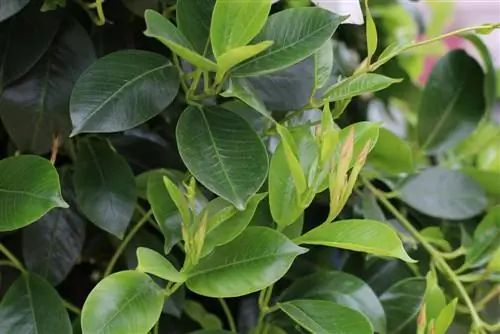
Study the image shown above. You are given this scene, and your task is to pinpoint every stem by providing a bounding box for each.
[153,321,160,334]
[103,210,153,277]
[0,244,25,272]
[219,298,237,332]
[164,282,183,297]
[63,300,81,315]
[475,285,500,311]
[0,260,19,270]
[173,55,189,94]
[363,179,484,331]
[255,285,275,334]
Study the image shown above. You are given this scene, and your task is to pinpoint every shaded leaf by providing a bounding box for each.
[177,0,216,54]
[185,300,222,330]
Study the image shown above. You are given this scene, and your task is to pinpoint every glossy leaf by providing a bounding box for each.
[324,74,402,102]
[136,247,186,282]
[233,7,346,76]
[0,155,67,231]
[367,128,413,174]
[177,0,216,54]
[144,10,218,71]
[70,50,179,135]
[417,50,486,152]
[74,139,137,238]
[278,300,372,334]
[435,299,457,334]
[0,0,29,22]
[210,0,272,58]
[186,227,307,297]
[81,271,164,334]
[176,106,268,210]
[0,273,71,333]
[364,0,377,63]
[295,219,415,262]
[279,271,387,333]
[399,167,487,220]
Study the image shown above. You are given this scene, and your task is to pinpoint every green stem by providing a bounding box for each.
[63,300,81,315]
[219,298,237,332]
[173,55,189,94]
[164,282,183,297]
[255,285,275,334]
[363,179,484,331]
[103,210,153,277]
[153,321,160,334]
[440,247,466,260]
[0,244,25,272]
[475,284,500,311]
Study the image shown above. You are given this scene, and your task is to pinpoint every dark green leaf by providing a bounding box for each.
[0,155,67,231]
[184,300,222,330]
[399,167,487,220]
[366,128,414,174]
[0,18,96,153]
[121,0,170,17]
[0,0,29,22]
[74,139,137,238]
[417,50,485,153]
[136,247,186,282]
[176,106,268,210]
[70,50,179,135]
[0,273,71,333]
[278,300,372,334]
[186,227,307,297]
[81,271,164,334]
[233,7,346,76]
[177,0,216,54]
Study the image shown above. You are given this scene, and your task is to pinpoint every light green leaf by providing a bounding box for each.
[185,300,222,330]
[399,167,487,220]
[461,168,500,198]
[278,300,372,334]
[282,215,304,240]
[186,227,307,297]
[424,271,446,322]
[487,247,500,273]
[136,247,186,282]
[0,273,71,334]
[420,227,451,252]
[234,7,346,76]
[366,128,413,174]
[295,219,415,262]
[177,0,216,54]
[81,271,164,334]
[434,298,457,334]
[335,121,380,168]
[176,106,268,210]
[324,74,402,102]
[70,50,178,135]
[314,40,333,89]
[144,10,218,71]
[465,206,500,267]
[163,175,191,227]
[276,125,307,196]
[364,0,377,63]
[0,155,67,231]
[210,0,272,58]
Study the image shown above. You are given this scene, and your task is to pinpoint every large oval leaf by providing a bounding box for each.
[81,270,164,334]
[186,227,307,297]
[70,50,179,135]
[295,219,414,262]
[176,106,268,210]
[176,0,215,55]
[74,139,137,238]
[417,50,485,153]
[278,300,372,334]
[0,18,96,154]
[399,167,487,220]
[279,271,386,334]
[0,155,67,231]
[233,7,345,76]
[0,273,72,333]
[0,0,29,22]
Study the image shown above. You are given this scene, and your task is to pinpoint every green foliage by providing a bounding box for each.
[0,1,499,333]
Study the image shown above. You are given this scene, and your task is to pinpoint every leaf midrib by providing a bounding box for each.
[281,304,326,334]
[0,188,53,202]
[24,276,40,334]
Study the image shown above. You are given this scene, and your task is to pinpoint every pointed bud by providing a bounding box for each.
[417,303,427,328]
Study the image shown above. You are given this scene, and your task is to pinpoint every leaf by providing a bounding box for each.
[278,300,372,334]
[423,271,446,322]
[74,139,137,238]
[233,7,346,76]
[367,128,414,175]
[399,167,487,220]
[314,40,333,90]
[177,0,216,54]
[70,50,179,135]
[465,206,500,267]
[186,227,307,297]
[364,0,377,63]
[461,168,500,198]
[0,155,67,231]
[0,273,71,333]
[210,0,272,58]
[176,106,268,210]
[144,10,218,71]
[184,300,222,330]
[417,50,486,153]
[81,271,164,334]
[324,74,402,102]
[434,299,457,334]
[0,5,61,87]
[295,219,415,262]
[487,247,500,273]
[0,0,29,22]
[202,193,266,256]
[136,247,186,282]
[276,125,307,196]
[279,271,387,334]
[380,278,426,334]
[0,18,96,153]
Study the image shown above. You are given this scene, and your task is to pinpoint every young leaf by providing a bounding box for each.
[0,273,72,334]
[366,128,414,175]
[324,73,402,102]
[487,247,500,273]
[233,8,346,76]
[70,50,179,135]
[163,175,191,228]
[434,299,458,334]
[177,0,216,54]
[423,271,446,322]
[465,206,500,267]
[276,125,308,196]
[295,219,415,262]
[0,155,67,231]
[136,247,186,282]
[74,139,137,239]
[210,0,272,58]
[364,0,377,64]
[278,300,372,334]
[81,271,164,334]
[176,106,269,210]
[144,10,218,71]
[186,227,307,297]
[399,167,487,220]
